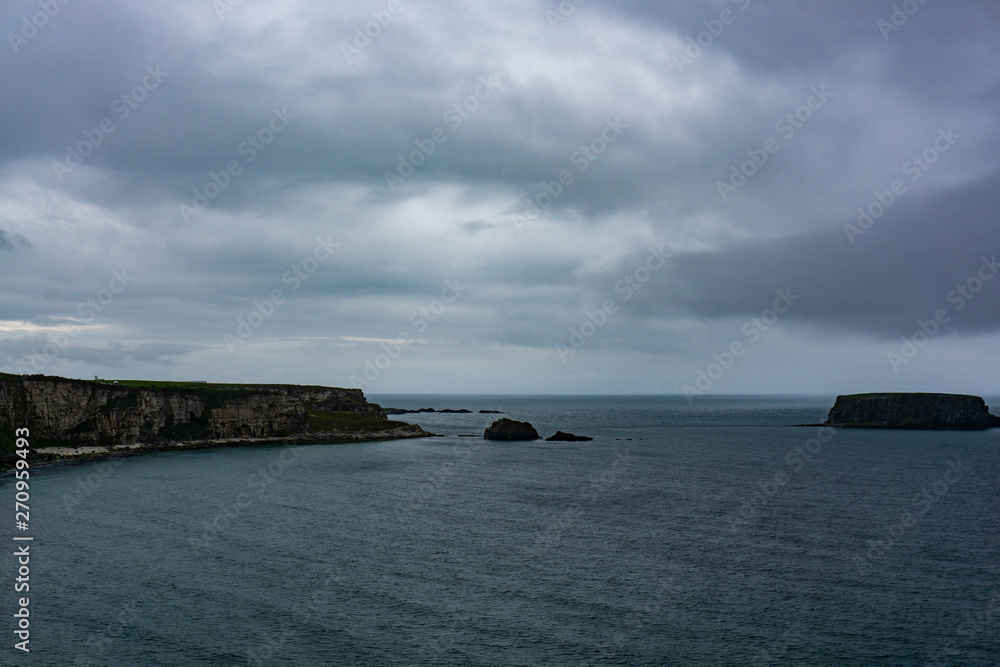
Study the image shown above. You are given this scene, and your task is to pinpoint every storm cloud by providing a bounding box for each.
[1,0,998,395]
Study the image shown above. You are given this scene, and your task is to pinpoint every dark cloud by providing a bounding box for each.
[0,334,196,371]
[0,229,31,250]
[0,0,998,392]
[647,175,1000,336]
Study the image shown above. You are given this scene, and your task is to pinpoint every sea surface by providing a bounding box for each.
[3,395,999,665]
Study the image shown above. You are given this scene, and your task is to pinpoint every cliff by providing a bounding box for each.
[0,373,430,465]
[824,393,1000,430]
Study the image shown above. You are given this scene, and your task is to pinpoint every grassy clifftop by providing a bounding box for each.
[0,373,427,465]
[825,392,1000,430]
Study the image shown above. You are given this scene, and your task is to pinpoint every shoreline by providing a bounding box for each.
[5,424,435,472]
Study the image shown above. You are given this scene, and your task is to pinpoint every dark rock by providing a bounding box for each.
[479,410,504,414]
[546,431,593,442]
[484,418,539,441]
[385,407,472,414]
[824,393,1000,430]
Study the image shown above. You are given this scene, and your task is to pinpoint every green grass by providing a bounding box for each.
[112,379,251,390]
[840,393,903,398]
[841,392,971,399]
[306,409,402,433]
[111,379,354,391]
[0,375,378,460]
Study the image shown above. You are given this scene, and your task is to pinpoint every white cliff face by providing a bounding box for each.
[0,374,386,447]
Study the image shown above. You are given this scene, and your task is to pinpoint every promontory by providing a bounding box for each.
[0,373,432,468]
[824,393,1000,430]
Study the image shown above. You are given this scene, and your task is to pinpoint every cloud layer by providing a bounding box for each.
[1,0,998,395]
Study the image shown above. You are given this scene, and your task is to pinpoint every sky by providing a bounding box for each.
[1,0,998,396]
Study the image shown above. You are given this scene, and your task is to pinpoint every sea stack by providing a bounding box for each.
[824,393,1000,430]
[484,418,539,441]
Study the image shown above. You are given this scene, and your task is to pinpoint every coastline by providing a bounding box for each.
[6,423,435,472]
[0,373,437,472]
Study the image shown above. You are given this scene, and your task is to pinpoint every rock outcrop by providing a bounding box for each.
[824,393,1000,430]
[383,407,476,414]
[545,431,593,442]
[484,418,539,441]
[0,373,431,465]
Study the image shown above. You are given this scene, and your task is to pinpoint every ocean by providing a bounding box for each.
[4,395,999,665]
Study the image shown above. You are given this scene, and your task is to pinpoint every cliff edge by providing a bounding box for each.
[824,393,1000,430]
[0,373,431,466]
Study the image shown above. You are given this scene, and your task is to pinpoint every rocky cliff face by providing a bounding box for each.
[824,393,1000,430]
[484,418,539,441]
[0,373,392,453]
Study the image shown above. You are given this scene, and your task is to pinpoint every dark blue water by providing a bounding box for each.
[3,396,999,665]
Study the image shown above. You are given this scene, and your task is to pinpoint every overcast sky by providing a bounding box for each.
[1,0,998,396]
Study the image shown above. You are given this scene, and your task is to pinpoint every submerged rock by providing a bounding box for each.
[484,418,539,441]
[824,393,1000,430]
[545,431,593,442]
